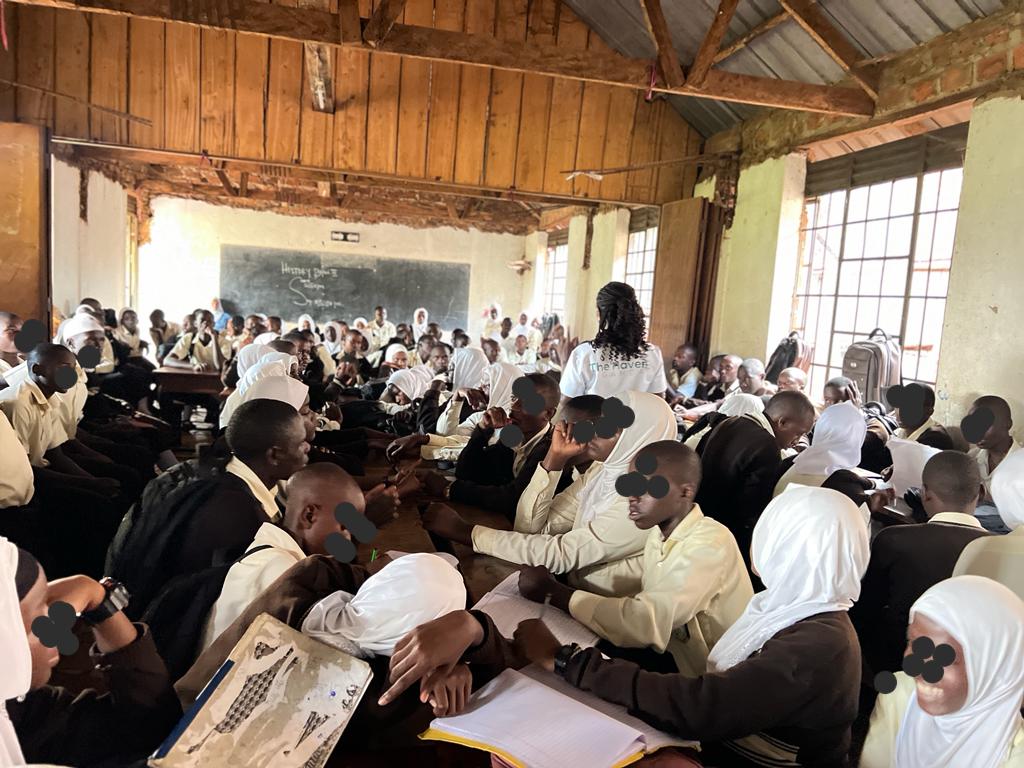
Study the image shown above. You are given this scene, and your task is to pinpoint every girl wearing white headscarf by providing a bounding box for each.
[322,321,346,357]
[302,553,466,659]
[2,539,182,767]
[385,368,429,405]
[861,575,1024,768]
[683,393,765,450]
[542,486,868,767]
[296,313,320,338]
[439,359,520,437]
[219,351,299,429]
[469,391,676,597]
[774,401,867,496]
[380,343,409,373]
[234,343,269,379]
[412,308,430,342]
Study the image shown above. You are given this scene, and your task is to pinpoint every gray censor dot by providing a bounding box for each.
[77,345,102,369]
[31,600,79,656]
[55,365,78,390]
[14,319,46,353]
[327,502,378,563]
[512,378,545,416]
[960,407,994,443]
[571,420,596,444]
[615,472,647,497]
[500,424,525,448]
[873,671,898,694]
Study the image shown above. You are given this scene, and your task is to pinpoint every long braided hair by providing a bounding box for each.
[591,281,649,361]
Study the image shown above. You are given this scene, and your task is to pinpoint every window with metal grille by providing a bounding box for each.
[795,167,963,398]
[543,242,569,316]
[625,226,658,318]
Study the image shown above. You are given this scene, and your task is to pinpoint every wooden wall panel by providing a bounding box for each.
[165,24,200,152]
[234,33,269,159]
[54,11,90,138]
[452,0,494,186]
[541,4,587,196]
[595,88,637,201]
[16,7,55,128]
[395,0,432,179]
[483,0,526,190]
[0,7,17,122]
[513,0,555,192]
[127,19,164,148]
[12,3,703,206]
[425,0,465,183]
[649,198,706,357]
[201,28,237,156]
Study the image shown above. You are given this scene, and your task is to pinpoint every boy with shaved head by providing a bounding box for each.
[965,394,1018,504]
[518,441,752,676]
[201,463,360,649]
[850,450,991,675]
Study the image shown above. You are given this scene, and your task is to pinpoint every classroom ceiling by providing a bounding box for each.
[563,0,1004,137]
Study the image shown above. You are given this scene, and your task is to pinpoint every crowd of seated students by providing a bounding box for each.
[2,283,1022,768]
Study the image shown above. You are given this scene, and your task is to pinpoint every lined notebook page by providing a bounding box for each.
[472,572,600,647]
[427,668,645,768]
[519,665,697,754]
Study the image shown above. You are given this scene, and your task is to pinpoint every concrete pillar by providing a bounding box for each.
[934,94,1024,424]
[563,208,630,340]
[703,153,807,360]
[522,229,548,317]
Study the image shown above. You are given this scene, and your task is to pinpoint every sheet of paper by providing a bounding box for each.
[888,437,942,496]
[519,665,697,754]
[427,668,644,768]
[472,571,600,647]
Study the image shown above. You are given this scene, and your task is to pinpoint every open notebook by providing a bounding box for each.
[471,571,600,647]
[421,666,696,768]
[150,614,372,768]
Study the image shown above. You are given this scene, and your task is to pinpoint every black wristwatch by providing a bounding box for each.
[81,577,131,626]
[554,643,581,678]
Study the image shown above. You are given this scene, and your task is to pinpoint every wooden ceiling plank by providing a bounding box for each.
[687,0,740,88]
[297,0,335,113]
[11,0,873,116]
[779,0,878,99]
[337,0,363,44]
[638,0,683,89]
[713,9,788,64]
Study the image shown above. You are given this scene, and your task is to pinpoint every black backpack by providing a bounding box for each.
[141,544,272,680]
[106,459,228,620]
[765,331,814,384]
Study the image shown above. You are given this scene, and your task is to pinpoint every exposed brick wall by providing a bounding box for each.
[708,6,1024,166]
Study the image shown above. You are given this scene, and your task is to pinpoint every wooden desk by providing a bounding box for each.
[153,367,224,396]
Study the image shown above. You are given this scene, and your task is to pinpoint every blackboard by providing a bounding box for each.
[218,245,470,329]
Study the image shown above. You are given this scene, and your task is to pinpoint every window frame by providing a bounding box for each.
[543,241,569,316]
[624,225,658,318]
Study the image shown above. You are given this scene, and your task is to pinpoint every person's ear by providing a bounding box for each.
[301,503,318,529]
[679,482,696,502]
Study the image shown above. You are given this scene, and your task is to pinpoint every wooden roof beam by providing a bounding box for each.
[363,0,407,48]
[779,0,878,99]
[688,0,740,87]
[298,0,335,112]
[713,10,790,64]
[638,0,684,89]
[11,0,875,116]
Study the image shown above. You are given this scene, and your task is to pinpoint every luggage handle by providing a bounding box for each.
[867,328,891,341]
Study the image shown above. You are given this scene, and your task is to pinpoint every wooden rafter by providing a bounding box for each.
[337,0,362,44]
[779,0,878,99]
[363,0,408,48]
[214,169,238,196]
[297,0,335,113]
[9,0,875,116]
[713,10,789,64]
[638,0,683,89]
[688,0,740,88]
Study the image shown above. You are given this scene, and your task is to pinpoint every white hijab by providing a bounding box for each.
[412,308,429,341]
[992,449,1024,530]
[720,393,765,418]
[793,402,866,477]
[323,322,345,357]
[220,352,299,428]
[383,343,409,368]
[387,369,428,401]
[707,486,869,672]
[511,315,531,340]
[1,538,31,767]
[235,343,269,377]
[242,376,309,414]
[577,392,677,525]
[895,576,1024,768]
[296,314,319,335]
[486,362,521,411]
[451,348,489,392]
[301,554,466,659]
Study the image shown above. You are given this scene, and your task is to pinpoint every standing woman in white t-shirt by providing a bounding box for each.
[559,281,668,402]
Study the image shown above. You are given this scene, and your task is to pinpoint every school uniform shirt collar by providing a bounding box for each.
[512,422,552,476]
[897,417,937,442]
[657,504,706,554]
[226,456,281,522]
[22,379,54,410]
[250,521,305,558]
[929,511,983,529]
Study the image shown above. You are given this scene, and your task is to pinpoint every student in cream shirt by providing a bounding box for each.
[422,392,677,598]
[558,282,668,401]
[517,441,753,677]
[0,411,34,509]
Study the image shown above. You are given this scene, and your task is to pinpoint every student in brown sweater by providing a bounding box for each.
[380,486,869,768]
[3,540,180,767]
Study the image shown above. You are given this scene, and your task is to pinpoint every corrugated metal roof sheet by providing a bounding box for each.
[563,0,1003,137]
